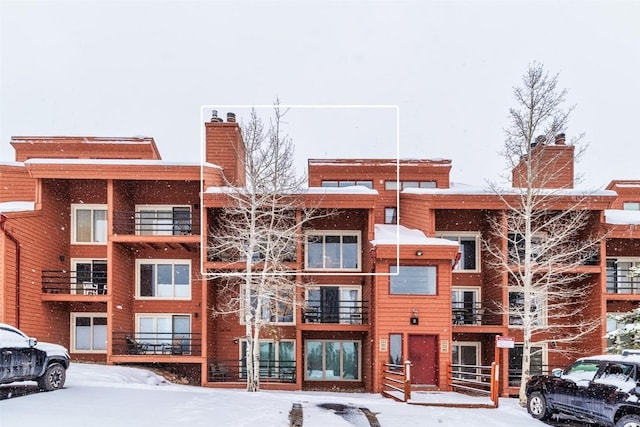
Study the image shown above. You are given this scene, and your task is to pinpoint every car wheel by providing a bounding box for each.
[527,391,552,421]
[616,415,640,427]
[36,363,66,391]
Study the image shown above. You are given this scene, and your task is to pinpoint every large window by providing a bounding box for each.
[607,258,640,294]
[321,180,373,189]
[452,342,480,379]
[137,314,191,352]
[305,340,360,381]
[452,287,481,325]
[389,265,437,295]
[72,204,107,244]
[438,233,479,272]
[305,231,360,271]
[136,205,192,235]
[507,233,546,264]
[244,287,294,324]
[623,202,640,211]
[305,286,362,324]
[385,180,436,190]
[72,259,107,295]
[240,340,295,379]
[508,344,544,386]
[137,260,191,299]
[71,313,107,353]
[508,288,545,326]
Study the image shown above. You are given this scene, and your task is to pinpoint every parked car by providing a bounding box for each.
[0,323,70,391]
[526,351,640,427]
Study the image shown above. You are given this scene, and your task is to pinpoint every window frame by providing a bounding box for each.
[607,257,640,294]
[305,285,362,324]
[71,204,107,244]
[71,258,107,295]
[508,287,547,326]
[389,265,437,295]
[135,204,192,236]
[508,343,546,386]
[304,230,361,271]
[507,232,547,264]
[135,313,192,350]
[135,259,192,300]
[623,202,640,211]
[321,180,373,189]
[436,232,480,272]
[239,339,296,379]
[452,286,481,325]
[304,339,361,381]
[70,312,108,353]
[240,285,295,325]
[384,207,398,224]
[384,180,436,190]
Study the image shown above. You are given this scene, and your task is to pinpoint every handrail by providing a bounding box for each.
[381,361,411,401]
[450,362,499,407]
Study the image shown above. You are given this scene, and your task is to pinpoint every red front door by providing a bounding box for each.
[408,334,438,385]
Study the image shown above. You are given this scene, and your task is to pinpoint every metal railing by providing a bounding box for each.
[450,363,499,407]
[302,300,368,324]
[208,359,296,383]
[451,301,501,326]
[112,332,202,356]
[42,270,107,294]
[112,211,200,235]
[607,267,640,294]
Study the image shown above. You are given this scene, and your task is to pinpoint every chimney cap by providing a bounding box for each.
[210,110,223,123]
[226,112,236,123]
[555,133,566,145]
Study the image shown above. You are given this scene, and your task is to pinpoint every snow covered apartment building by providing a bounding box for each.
[1,113,640,396]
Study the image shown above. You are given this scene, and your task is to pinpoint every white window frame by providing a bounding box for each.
[508,232,547,264]
[70,312,107,353]
[135,259,191,300]
[384,207,398,224]
[452,286,481,325]
[305,285,362,324]
[436,232,481,272]
[135,313,191,349]
[240,285,295,325]
[71,258,107,295]
[607,257,640,294]
[452,341,481,379]
[304,230,361,271]
[389,265,437,295]
[304,339,361,381]
[135,204,192,236]
[508,343,547,386]
[239,339,296,379]
[384,180,436,190]
[508,287,547,327]
[623,202,640,211]
[71,204,107,244]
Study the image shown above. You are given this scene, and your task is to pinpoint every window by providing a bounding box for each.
[508,344,544,386]
[245,287,294,324]
[452,342,480,379]
[452,287,481,325]
[72,204,107,244]
[72,259,107,295]
[607,258,640,294]
[389,265,437,295]
[136,205,192,235]
[507,233,546,264]
[137,260,191,299]
[71,313,107,353]
[240,340,295,379]
[305,286,362,324]
[438,233,479,271]
[508,288,546,326]
[384,180,436,190]
[305,231,360,271]
[389,334,402,366]
[305,340,360,381]
[321,180,373,189]
[623,202,640,211]
[384,207,398,224]
[137,314,191,351]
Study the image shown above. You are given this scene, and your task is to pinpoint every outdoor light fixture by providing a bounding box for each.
[410,308,419,325]
[415,250,423,256]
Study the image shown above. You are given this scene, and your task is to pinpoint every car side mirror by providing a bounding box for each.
[28,337,38,347]
[552,368,563,377]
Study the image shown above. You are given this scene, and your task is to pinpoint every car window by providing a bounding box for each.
[562,361,601,382]
[594,363,636,392]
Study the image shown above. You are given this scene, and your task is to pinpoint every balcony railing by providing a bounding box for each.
[451,301,501,326]
[208,359,296,383]
[42,270,107,294]
[607,267,640,294]
[302,300,368,324]
[112,211,200,236]
[112,332,202,356]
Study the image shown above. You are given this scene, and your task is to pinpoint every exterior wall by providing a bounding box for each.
[0,166,36,202]
[512,143,575,189]
[204,122,246,186]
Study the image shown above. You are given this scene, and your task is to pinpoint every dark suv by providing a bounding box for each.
[0,323,70,391]
[526,351,640,427]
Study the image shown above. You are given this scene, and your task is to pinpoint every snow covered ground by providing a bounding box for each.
[0,363,552,426]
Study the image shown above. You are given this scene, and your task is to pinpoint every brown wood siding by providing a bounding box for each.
[399,197,434,235]
[0,166,36,202]
[512,144,575,189]
[205,122,246,186]
[11,136,161,161]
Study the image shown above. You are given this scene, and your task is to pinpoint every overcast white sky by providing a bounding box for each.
[1,0,639,189]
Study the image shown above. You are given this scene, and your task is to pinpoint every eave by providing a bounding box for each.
[24,162,203,180]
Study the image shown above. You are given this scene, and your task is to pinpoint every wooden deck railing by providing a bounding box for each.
[381,361,411,402]
[450,362,499,407]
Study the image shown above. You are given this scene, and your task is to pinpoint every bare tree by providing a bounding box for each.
[208,103,323,392]
[484,63,603,405]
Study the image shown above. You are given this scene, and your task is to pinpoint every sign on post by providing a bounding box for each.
[496,336,515,348]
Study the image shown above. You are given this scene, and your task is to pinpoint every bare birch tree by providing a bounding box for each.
[208,103,322,392]
[484,63,603,405]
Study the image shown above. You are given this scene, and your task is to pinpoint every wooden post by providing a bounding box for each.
[404,360,412,402]
[490,362,500,407]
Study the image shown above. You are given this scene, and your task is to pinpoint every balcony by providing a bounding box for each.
[112,211,200,236]
[451,302,501,326]
[112,332,202,356]
[208,359,296,384]
[607,263,640,294]
[302,300,368,325]
[42,270,107,295]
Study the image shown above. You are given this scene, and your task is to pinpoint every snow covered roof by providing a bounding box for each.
[605,209,640,225]
[204,185,378,195]
[25,158,208,167]
[371,224,459,246]
[0,201,36,214]
[404,182,617,196]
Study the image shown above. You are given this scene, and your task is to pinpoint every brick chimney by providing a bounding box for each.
[205,111,246,186]
[512,134,574,189]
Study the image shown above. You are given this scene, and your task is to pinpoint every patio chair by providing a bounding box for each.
[125,336,149,355]
[83,282,98,295]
